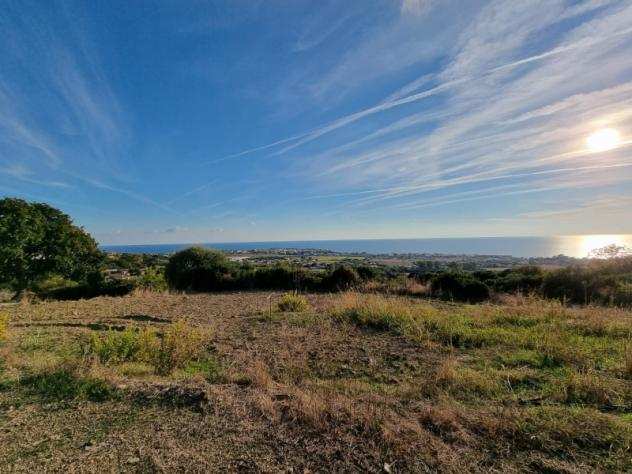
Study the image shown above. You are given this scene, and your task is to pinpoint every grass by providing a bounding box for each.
[1,291,631,471]
[277,292,310,312]
[84,320,210,375]
[0,312,8,343]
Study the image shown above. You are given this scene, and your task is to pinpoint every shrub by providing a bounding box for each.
[40,277,135,300]
[613,283,632,307]
[541,267,591,304]
[277,292,309,312]
[356,265,381,281]
[165,247,233,291]
[492,266,544,294]
[326,266,360,291]
[137,267,168,292]
[253,264,298,290]
[430,272,490,303]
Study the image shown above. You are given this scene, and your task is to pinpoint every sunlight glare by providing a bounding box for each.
[579,234,625,257]
[586,128,621,152]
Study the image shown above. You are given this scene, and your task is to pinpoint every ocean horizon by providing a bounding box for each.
[101,235,632,259]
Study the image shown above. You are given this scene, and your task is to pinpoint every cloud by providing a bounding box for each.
[400,0,435,17]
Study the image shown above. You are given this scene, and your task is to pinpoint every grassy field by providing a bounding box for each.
[1,291,631,472]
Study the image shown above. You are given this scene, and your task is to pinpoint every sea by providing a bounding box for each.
[101,235,632,259]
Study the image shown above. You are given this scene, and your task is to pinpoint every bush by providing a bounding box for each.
[137,267,168,292]
[430,272,490,303]
[541,267,592,305]
[326,266,360,291]
[613,283,632,307]
[42,280,135,300]
[277,292,309,312]
[165,247,233,291]
[253,264,298,290]
[356,265,381,281]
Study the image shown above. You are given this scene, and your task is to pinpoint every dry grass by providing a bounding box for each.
[0,311,8,342]
[277,292,310,312]
[1,291,631,472]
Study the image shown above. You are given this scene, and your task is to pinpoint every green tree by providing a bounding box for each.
[0,198,104,295]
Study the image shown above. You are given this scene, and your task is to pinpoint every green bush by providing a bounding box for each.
[430,272,490,303]
[613,283,632,307]
[42,280,135,300]
[277,292,309,312]
[137,267,168,291]
[165,247,233,291]
[326,266,360,291]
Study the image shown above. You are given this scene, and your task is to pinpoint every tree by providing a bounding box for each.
[164,247,233,291]
[0,198,103,295]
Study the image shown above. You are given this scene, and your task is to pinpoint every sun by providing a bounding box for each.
[586,128,621,152]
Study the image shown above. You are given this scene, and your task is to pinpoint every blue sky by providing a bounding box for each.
[1,0,632,245]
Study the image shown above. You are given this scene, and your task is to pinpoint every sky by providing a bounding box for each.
[1,0,632,245]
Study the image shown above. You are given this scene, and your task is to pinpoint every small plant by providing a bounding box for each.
[154,320,209,375]
[137,267,168,292]
[0,312,8,343]
[20,366,115,401]
[624,342,632,380]
[88,327,148,364]
[277,292,310,312]
[181,357,224,382]
[85,322,209,375]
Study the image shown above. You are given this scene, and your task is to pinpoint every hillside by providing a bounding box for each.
[1,291,631,472]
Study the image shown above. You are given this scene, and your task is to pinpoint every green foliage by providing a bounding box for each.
[277,292,310,312]
[85,321,209,375]
[88,328,155,364]
[165,247,233,291]
[137,267,168,291]
[181,357,224,382]
[41,280,136,301]
[0,198,104,293]
[326,265,360,291]
[154,320,208,375]
[20,368,115,401]
[430,271,490,303]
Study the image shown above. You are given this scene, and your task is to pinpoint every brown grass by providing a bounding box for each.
[1,291,631,472]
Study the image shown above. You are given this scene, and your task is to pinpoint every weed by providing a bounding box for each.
[88,328,144,364]
[84,321,209,375]
[277,292,310,312]
[20,367,115,401]
[180,357,224,382]
[154,320,208,375]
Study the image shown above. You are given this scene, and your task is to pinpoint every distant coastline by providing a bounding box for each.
[101,235,632,259]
